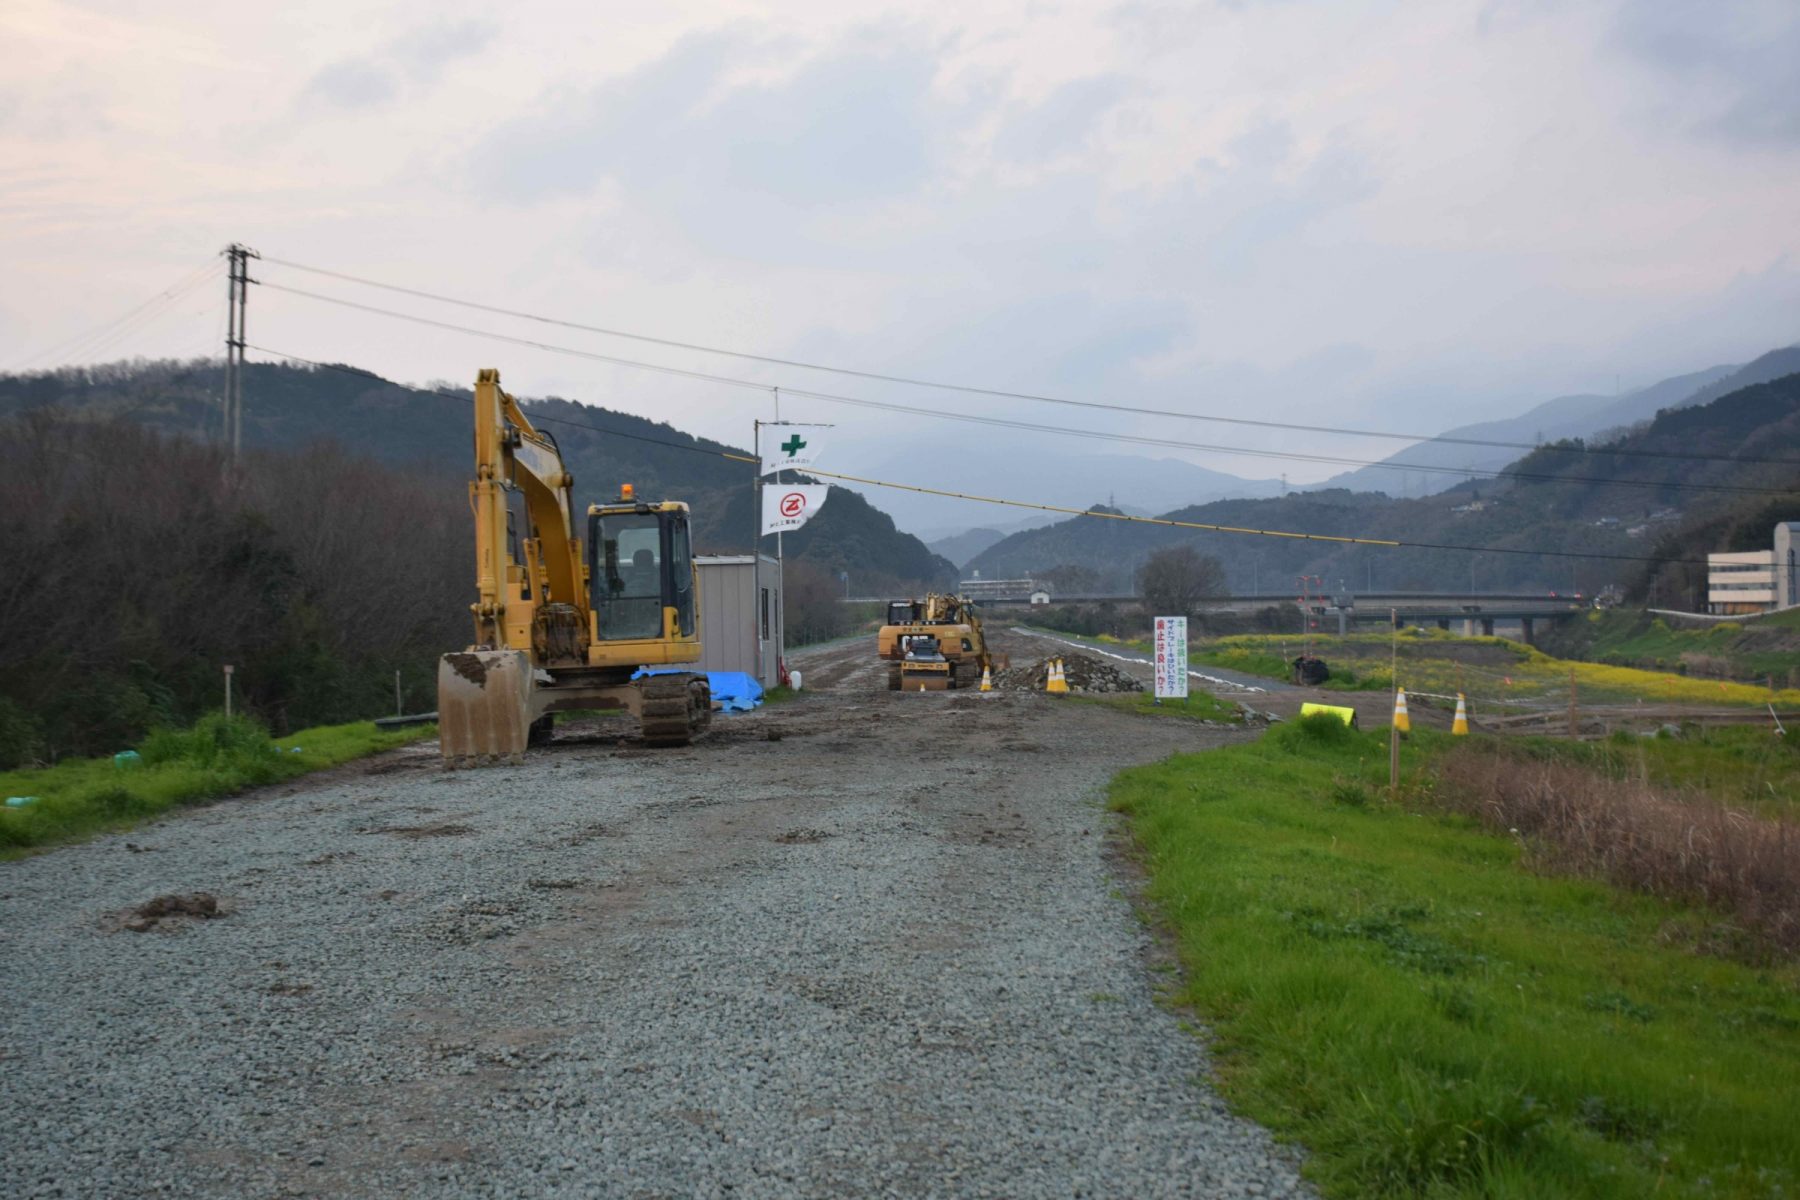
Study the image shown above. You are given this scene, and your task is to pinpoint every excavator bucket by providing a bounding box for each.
[437,649,535,765]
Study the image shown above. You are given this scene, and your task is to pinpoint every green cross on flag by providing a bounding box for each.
[760,423,828,477]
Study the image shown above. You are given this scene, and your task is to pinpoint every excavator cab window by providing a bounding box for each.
[591,512,664,640]
[588,509,695,641]
[667,515,695,637]
[887,601,919,626]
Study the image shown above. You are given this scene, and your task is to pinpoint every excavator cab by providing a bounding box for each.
[588,500,696,643]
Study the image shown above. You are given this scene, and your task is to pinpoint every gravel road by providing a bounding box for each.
[1,630,1313,1198]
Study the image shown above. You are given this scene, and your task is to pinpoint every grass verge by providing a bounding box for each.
[0,712,434,857]
[1073,691,1243,722]
[1110,717,1800,1199]
[1193,629,1800,710]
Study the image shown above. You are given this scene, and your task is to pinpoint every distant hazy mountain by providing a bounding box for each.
[850,444,1285,533]
[928,527,1009,569]
[967,368,1800,596]
[1316,360,1748,496]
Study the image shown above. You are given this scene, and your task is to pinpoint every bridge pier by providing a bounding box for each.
[1436,618,1450,631]
[1481,618,1495,638]
[1520,617,1535,646]
[1462,618,1478,637]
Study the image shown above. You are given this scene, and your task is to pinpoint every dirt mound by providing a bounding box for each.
[997,653,1144,694]
[123,892,222,932]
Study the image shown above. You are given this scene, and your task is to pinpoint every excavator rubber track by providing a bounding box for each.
[639,672,713,747]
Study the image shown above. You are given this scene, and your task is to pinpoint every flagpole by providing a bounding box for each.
[773,389,783,678]
[753,419,763,683]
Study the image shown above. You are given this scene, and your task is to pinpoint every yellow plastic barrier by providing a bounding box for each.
[1300,702,1358,728]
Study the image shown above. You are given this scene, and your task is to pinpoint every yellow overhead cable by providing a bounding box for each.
[248,345,1708,565]
[800,468,1402,548]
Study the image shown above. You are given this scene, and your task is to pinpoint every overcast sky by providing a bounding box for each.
[3,0,1798,511]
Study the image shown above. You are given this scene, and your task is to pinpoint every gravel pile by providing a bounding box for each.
[0,652,1309,1199]
[997,652,1145,694]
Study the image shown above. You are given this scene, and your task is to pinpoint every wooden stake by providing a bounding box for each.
[1390,607,1400,800]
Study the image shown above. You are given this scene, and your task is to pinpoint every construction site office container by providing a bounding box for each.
[696,554,782,685]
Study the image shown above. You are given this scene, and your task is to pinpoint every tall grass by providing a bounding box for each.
[1433,748,1800,957]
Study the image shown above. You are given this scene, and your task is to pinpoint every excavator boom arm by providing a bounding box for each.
[469,368,587,643]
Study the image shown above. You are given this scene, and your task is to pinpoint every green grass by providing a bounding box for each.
[1192,643,1398,692]
[0,712,434,857]
[1110,717,1800,1199]
[1192,629,1800,711]
[1547,608,1800,685]
[1073,690,1244,722]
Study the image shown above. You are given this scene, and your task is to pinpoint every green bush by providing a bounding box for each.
[0,696,43,770]
[140,711,278,770]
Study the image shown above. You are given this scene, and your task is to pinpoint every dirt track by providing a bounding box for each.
[0,628,1312,1199]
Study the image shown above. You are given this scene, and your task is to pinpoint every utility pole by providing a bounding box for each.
[222,243,260,464]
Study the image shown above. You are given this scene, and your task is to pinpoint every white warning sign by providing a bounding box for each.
[1153,616,1189,700]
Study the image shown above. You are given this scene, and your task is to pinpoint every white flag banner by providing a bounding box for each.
[762,485,830,536]
[760,424,829,476]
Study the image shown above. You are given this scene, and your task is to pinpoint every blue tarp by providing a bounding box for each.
[631,668,764,713]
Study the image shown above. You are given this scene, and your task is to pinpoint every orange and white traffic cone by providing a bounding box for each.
[1047,658,1069,695]
[1393,688,1411,733]
[980,665,993,692]
[1452,693,1469,735]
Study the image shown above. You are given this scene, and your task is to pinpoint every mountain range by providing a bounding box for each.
[965,370,1800,598]
[1316,346,1800,495]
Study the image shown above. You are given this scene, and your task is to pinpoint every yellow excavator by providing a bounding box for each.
[437,369,711,764]
[876,593,1006,690]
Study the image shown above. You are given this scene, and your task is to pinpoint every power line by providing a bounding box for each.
[9,261,222,371]
[258,281,1800,499]
[801,468,1712,566]
[257,252,1800,469]
[251,342,1708,567]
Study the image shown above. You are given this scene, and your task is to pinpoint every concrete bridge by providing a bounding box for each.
[1204,592,1590,643]
[848,589,1588,643]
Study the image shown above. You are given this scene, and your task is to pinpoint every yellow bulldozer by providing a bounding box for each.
[876,593,1006,691]
[437,369,712,764]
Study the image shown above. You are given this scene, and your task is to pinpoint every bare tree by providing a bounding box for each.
[1137,545,1228,617]
[782,559,853,648]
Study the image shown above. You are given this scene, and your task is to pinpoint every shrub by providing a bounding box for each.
[140,712,279,771]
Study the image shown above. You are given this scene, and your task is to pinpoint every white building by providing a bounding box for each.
[1707,551,1776,614]
[1707,522,1800,614]
[1777,522,1800,609]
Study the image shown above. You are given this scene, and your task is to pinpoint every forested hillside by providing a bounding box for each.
[0,415,466,765]
[0,359,957,592]
[970,373,1800,597]
[0,360,956,766]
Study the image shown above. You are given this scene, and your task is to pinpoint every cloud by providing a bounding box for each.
[474,27,942,209]
[1610,0,1800,147]
[297,19,497,112]
[992,75,1129,163]
[391,20,497,83]
[300,58,396,110]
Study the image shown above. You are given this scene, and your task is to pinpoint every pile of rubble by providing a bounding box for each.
[997,653,1144,694]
